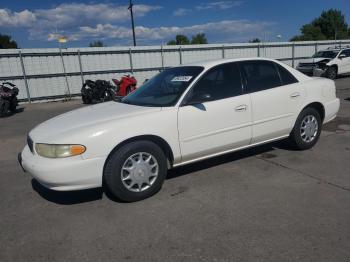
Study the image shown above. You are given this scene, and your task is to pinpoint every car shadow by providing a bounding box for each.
[167,140,285,180]
[337,74,350,79]
[31,179,103,205]
[31,140,289,204]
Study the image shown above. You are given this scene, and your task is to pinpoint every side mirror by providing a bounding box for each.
[185,92,212,105]
[339,54,346,59]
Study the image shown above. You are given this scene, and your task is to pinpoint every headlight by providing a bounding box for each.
[35,144,86,158]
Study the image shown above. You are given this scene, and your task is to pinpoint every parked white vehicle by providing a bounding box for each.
[297,46,350,79]
[20,58,340,202]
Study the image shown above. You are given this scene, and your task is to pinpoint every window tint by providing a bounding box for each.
[340,49,350,57]
[122,66,203,107]
[239,60,282,92]
[276,63,298,85]
[189,63,242,102]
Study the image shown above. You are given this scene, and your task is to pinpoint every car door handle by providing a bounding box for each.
[235,105,247,112]
[290,92,300,98]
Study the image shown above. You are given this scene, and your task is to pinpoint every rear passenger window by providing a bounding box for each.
[239,60,282,92]
[276,64,298,85]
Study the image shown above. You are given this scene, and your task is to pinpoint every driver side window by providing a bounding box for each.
[340,49,350,57]
[188,63,243,103]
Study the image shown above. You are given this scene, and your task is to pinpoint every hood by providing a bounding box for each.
[300,57,331,63]
[29,101,161,142]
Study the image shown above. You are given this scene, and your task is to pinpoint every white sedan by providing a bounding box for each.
[20,58,340,202]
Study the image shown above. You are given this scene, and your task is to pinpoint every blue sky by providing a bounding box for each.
[0,0,349,48]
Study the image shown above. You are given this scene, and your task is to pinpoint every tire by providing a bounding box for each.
[82,95,91,104]
[325,66,337,80]
[289,107,322,150]
[9,97,17,112]
[0,100,9,117]
[108,90,117,101]
[104,140,168,202]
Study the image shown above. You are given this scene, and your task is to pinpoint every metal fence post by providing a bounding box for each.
[257,44,261,57]
[129,48,134,74]
[315,42,318,53]
[179,46,183,65]
[222,45,225,59]
[260,43,265,57]
[77,49,84,85]
[161,45,165,70]
[292,43,295,68]
[59,48,71,99]
[18,50,31,103]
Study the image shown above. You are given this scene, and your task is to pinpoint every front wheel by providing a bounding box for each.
[289,107,322,150]
[125,86,133,95]
[104,140,168,202]
[82,94,91,104]
[325,66,337,80]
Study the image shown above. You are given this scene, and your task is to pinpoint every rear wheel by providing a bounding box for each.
[9,97,17,112]
[0,100,9,117]
[325,66,337,80]
[104,140,167,202]
[289,107,322,150]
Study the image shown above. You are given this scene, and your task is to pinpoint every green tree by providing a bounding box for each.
[291,9,350,41]
[191,33,208,44]
[0,34,18,49]
[167,40,177,45]
[291,24,326,41]
[89,40,105,47]
[167,34,190,45]
[249,38,261,43]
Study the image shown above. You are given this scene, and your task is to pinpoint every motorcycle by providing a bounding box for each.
[0,82,19,117]
[111,74,137,97]
[81,79,118,104]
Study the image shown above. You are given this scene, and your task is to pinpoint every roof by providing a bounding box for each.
[173,56,310,82]
[325,46,350,51]
[177,57,277,69]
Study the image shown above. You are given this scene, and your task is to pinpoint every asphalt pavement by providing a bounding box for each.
[1,77,350,262]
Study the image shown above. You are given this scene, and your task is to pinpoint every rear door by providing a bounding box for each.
[177,62,252,162]
[239,60,303,143]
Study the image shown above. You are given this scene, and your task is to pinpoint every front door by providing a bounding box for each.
[178,62,252,163]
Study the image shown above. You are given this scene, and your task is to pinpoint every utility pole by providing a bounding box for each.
[128,0,137,46]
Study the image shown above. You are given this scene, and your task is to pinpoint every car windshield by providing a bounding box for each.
[121,66,204,107]
[312,51,338,59]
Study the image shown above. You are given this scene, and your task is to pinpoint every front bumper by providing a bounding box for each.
[297,66,327,77]
[313,68,326,77]
[297,66,314,75]
[20,145,105,191]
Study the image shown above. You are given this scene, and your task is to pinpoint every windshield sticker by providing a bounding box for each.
[171,76,193,82]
